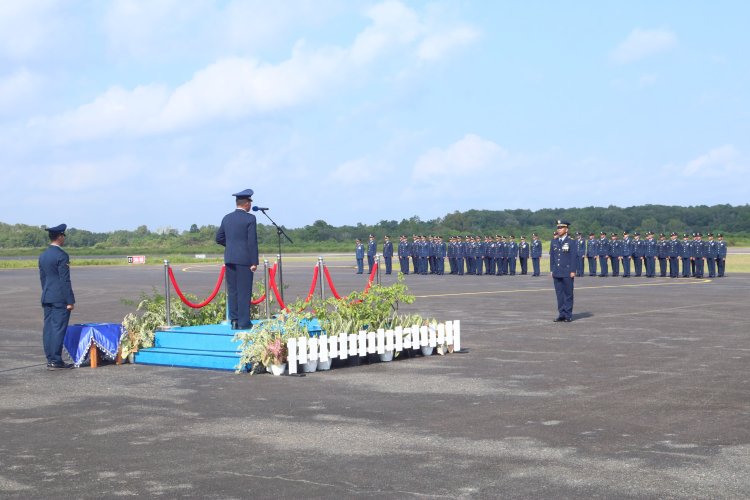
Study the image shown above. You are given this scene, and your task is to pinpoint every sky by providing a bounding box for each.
[1,0,748,233]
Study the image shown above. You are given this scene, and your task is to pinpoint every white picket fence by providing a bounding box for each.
[286,320,461,375]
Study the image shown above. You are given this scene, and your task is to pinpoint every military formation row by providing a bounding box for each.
[354,232,728,278]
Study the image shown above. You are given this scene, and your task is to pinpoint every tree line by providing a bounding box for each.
[2,204,749,251]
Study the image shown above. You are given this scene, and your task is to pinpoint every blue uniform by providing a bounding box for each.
[531,238,542,276]
[355,242,365,273]
[620,236,633,277]
[367,238,377,274]
[680,238,692,277]
[383,239,394,275]
[550,234,578,321]
[397,239,409,274]
[39,244,76,366]
[644,237,657,277]
[575,237,586,277]
[455,240,465,275]
[667,237,681,278]
[609,238,622,277]
[598,236,610,276]
[518,239,530,275]
[216,208,259,329]
[632,237,645,276]
[411,238,420,274]
[507,240,518,275]
[705,238,718,277]
[691,238,705,278]
[717,239,727,277]
[585,237,598,276]
[657,238,668,277]
[435,239,446,275]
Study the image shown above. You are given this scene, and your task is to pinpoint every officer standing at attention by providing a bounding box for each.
[609,233,621,277]
[717,234,727,277]
[355,239,365,274]
[397,235,409,275]
[507,235,518,275]
[550,221,577,322]
[586,232,598,277]
[531,233,542,276]
[39,224,75,370]
[644,231,657,277]
[575,232,586,277]
[680,233,692,278]
[620,230,633,278]
[382,235,394,275]
[668,232,681,278]
[518,236,530,275]
[367,234,377,274]
[435,236,446,275]
[691,232,705,278]
[216,189,259,330]
[657,233,668,277]
[632,232,645,277]
[598,231,610,277]
[705,233,718,278]
[455,236,465,275]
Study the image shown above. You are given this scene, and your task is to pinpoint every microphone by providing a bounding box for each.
[252,206,270,212]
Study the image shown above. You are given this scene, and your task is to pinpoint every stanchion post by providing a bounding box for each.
[376,254,381,285]
[277,254,284,304]
[264,259,270,319]
[318,257,325,302]
[163,260,172,328]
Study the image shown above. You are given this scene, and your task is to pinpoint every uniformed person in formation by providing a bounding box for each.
[367,234,377,274]
[620,230,633,278]
[382,235,394,275]
[691,232,705,278]
[550,220,577,322]
[632,232,645,277]
[586,232,598,277]
[507,235,518,275]
[705,233,718,278]
[575,232,586,277]
[354,239,364,274]
[657,233,668,277]
[397,235,410,275]
[644,231,657,277]
[598,231,610,277]
[518,236,530,275]
[609,233,621,277]
[530,233,542,276]
[216,189,259,330]
[39,224,76,370]
[680,233,692,278]
[717,234,727,277]
[668,232,680,278]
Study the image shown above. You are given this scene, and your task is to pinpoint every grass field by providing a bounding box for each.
[3,252,749,272]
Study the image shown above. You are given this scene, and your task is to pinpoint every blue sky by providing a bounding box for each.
[1,1,748,232]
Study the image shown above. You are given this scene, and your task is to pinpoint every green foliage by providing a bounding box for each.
[234,310,310,374]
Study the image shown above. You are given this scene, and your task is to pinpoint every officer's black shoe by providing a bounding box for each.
[553,317,565,322]
[231,319,239,330]
[47,362,73,370]
[563,318,572,322]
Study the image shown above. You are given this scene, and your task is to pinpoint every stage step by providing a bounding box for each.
[134,323,255,372]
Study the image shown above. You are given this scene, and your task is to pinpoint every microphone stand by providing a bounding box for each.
[256,209,293,304]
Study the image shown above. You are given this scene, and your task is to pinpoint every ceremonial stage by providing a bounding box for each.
[1,261,749,498]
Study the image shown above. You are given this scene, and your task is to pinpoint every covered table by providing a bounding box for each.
[64,323,126,368]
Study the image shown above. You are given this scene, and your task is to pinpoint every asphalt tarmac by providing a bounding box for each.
[1,259,749,499]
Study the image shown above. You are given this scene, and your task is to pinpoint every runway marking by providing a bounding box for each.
[414,278,712,298]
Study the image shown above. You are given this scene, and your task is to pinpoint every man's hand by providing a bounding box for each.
[250,265,257,272]
[66,304,74,311]
[570,272,575,278]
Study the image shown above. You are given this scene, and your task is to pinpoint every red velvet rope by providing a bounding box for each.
[322,265,343,299]
[251,292,266,305]
[268,262,287,310]
[363,262,378,294]
[168,265,225,309]
[304,265,319,303]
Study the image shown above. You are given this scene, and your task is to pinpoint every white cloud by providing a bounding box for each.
[0,0,65,60]
[30,0,479,144]
[0,69,42,114]
[610,28,677,64]
[24,158,142,192]
[417,25,480,61]
[681,145,746,177]
[412,134,507,182]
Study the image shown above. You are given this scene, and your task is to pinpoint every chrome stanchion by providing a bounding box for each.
[376,254,381,285]
[318,256,325,301]
[264,259,270,319]
[163,259,172,328]
[277,253,284,304]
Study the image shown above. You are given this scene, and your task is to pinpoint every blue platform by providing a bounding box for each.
[134,323,256,372]
[133,318,323,372]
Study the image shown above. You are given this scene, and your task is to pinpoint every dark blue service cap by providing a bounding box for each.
[556,220,570,227]
[634,232,640,236]
[46,224,67,234]
[232,188,254,199]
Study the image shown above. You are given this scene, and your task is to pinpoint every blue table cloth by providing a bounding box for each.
[64,323,126,367]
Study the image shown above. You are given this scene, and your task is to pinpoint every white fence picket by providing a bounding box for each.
[394,326,403,352]
[402,327,411,349]
[437,323,445,345]
[454,319,461,351]
[428,324,437,347]
[445,320,454,345]
[287,338,298,375]
[420,325,428,347]
[358,331,367,357]
[377,329,385,354]
[348,334,358,356]
[367,331,376,354]
[298,337,308,364]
